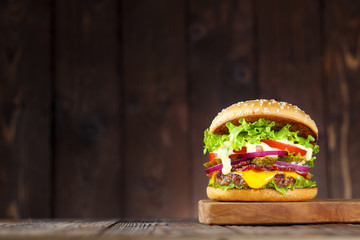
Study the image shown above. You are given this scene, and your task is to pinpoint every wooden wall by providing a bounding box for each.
[0,0,360,218]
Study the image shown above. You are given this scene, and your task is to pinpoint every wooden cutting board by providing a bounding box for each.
[198,199,360,225]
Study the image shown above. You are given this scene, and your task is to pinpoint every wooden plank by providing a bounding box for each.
[0,219,117,237]
[1,219,360,238]
[150,220,236,237]
[0,0,51,217]
[228,223,360,236]
[199,199,360,225]
[122,0,190,218]
[255,0,328,198]
[107,219,236,237]
[189,0,257,217]
[54,0,122,217]
[105,220,159,236]
[2,219,360,238]
[324,0,360,198]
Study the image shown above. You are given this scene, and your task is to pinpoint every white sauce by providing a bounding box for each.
[245,142,278,155]
[213,141,233,175]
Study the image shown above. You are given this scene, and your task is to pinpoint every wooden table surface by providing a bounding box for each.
[0,219,359,239]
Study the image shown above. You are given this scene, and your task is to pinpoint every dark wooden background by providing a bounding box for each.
[0,0,359,218]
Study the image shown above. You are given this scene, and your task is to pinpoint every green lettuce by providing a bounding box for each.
[209,175,316,194]
[306,156,316,168]
[203,118,319,155]
[267,175,316,194]
[209,182,248,191]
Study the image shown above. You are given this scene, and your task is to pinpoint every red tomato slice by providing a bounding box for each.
[260,139,307,156]
[209,153,218,162]
[233,147,247,154]
[229,147,247,159]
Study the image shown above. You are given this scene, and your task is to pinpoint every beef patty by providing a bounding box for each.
[214,173,296,188]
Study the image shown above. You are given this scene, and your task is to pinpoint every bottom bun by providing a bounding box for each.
[207,186,317,202]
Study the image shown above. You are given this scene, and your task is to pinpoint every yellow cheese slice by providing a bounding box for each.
[209,172,217,185]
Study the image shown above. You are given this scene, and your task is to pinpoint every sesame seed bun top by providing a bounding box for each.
[209,99,318,142]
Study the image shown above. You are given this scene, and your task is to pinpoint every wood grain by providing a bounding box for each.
[1,0,360,219]
[0,219,117,237]
[188,0,257,217]
[324,0,360,199]
[1,219,360,239]
[255,0,327,198]
[122,0,190,218]
[199,199,360,225]
[54,0,122,217]
[0,0,51,217]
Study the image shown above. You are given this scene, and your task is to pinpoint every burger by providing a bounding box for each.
[203,99,319,201]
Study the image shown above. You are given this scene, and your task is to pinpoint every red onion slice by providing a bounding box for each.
[237,150,287,159]
[204,150,288,174]
[204,163,223,174]
[274,161,311,172]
